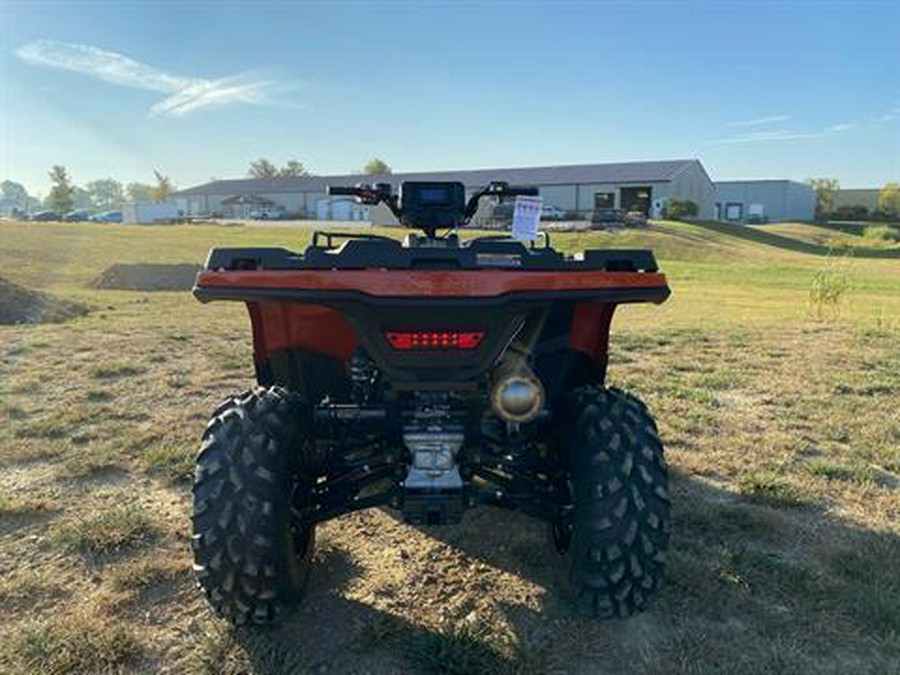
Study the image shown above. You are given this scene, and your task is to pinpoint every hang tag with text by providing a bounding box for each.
[511,195,542,241]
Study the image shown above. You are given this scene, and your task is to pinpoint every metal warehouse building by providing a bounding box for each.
[713,180,814,223]
[832,188,880,213]
[174,159,716,221]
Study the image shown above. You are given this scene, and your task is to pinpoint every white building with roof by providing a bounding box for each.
[713,180,815,223]
[174,159,717,221]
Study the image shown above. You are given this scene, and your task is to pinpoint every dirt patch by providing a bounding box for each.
[90,263,201,292]
[0,277,87,325]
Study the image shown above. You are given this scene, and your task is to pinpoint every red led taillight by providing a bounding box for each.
[385,330,485,350]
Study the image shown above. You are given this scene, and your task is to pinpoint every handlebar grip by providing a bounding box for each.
[504,186,539,197]
[326,186,359,196]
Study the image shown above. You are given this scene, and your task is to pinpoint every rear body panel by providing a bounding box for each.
[194,236,669,394]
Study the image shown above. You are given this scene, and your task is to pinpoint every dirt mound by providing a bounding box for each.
[0,278,88,325]
[90,263,202,291]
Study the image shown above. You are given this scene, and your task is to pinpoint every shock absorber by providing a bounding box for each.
[349,350,379,403]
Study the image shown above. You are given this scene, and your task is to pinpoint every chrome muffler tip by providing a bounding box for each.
[491,374,544,423]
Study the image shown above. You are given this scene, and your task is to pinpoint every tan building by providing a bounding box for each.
[174,159,717,221]
[832,188,880,212]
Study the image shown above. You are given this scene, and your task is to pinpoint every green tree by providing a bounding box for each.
[279,160,308,177]
[70,186,93,210]
[248,158,279,178]
[876,182,900,217]
[47,165,75,214]
[126,182,154,202]
[362,158,391,175]
[1,180,29,209]
[806,178,840,220]
[151,170,174,203]
[86,178,124,210]
[0,180,39,216]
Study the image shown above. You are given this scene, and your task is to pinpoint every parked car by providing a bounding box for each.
[91,210,123,223]
[624,211,648,226]
[591,208,623,227]
[249,208,284,220]
[64,209,92,222]
[29,210,61,221]
[540,204,566,221]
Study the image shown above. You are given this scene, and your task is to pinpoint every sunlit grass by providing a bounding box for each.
[0,218,898,672]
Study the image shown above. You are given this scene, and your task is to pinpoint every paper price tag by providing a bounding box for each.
[511,196,542,241]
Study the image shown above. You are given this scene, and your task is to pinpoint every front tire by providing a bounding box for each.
[191,387,315,625]
[562,386,670,618]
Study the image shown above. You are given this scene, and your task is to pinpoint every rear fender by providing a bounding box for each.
[569,300,618,384]
[247,301,358,365]
[570,301,617,368]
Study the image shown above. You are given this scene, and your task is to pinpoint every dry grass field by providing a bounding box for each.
[1,219,898,674]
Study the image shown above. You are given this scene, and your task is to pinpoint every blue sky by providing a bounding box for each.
[1,1,897,196]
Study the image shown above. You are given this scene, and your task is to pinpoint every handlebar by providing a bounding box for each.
[500,186,539,197]
[326,180,539,234]
[326,186,360,197]
[327,183,402,220]
[462,181,539,221]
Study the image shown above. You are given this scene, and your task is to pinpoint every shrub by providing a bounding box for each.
[830,205,869,221]
[661,199,698,220]
[809,251,852,319]
[863,225,900,242]
[869,209,899,223]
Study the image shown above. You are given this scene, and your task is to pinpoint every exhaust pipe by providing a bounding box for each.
[490,354,545,424]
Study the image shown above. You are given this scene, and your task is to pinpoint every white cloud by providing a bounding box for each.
[709,123,854,145]
[148,77,279,117]
[16,39,287,117]
[727,114,791,127]
[874,106,900,124]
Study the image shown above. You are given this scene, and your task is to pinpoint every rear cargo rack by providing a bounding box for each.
[204,238,659,273]
[311,231,398,249]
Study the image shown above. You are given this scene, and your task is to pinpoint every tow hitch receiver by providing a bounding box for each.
[401,429,465,525]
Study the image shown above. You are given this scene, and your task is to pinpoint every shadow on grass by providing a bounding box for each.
[213,546,544,675]
[206,472,900,675]
[690,220,900,258]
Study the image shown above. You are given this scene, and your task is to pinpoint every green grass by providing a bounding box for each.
[0,494,51,518]
[5,613,142,675]
[88,361,147,379]
[407,621,516,675]
[690,219,900,257]
[141,444,194,482]
[807,459,876,484]
[51,505,160,557]
[737,472,811,508]
[0,218,898,673]
[761,221,900,250]
[864,224,900,243]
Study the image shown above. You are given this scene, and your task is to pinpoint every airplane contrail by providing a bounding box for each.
[16,39,288,118]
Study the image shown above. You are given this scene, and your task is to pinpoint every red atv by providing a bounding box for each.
[191,181,671,625]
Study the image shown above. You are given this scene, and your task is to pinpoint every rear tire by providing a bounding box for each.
[561,386,670,618]
[191,386,315,625]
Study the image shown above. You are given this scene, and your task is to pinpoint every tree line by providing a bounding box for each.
[245,157,391,178]
[1,168,175,215]
[806,178,899,221]
[3,157,393,215]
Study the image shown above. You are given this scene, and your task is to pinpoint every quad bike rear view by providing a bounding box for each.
[191,180,671,625]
